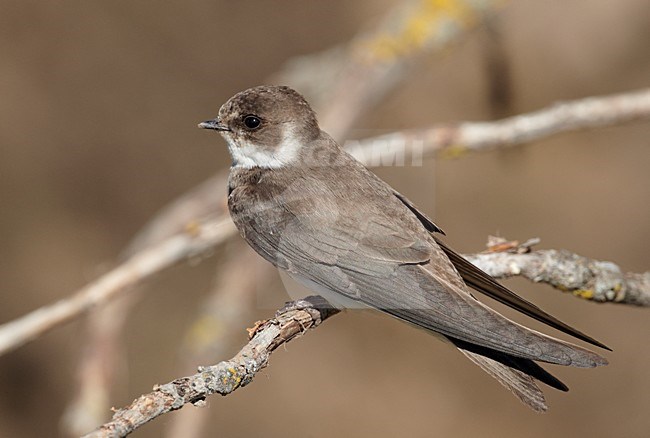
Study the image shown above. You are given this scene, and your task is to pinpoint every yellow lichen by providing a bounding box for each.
[221,368,242,387]
[572,289,594,300]
[441,144,468,159]
[361,0,505,62]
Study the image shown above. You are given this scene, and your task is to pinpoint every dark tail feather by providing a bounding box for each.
[457,347,548,412]
[450,337,568,392]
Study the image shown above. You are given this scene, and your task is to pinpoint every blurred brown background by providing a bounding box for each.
[1,1,649,437]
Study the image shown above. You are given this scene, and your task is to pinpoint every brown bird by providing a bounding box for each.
[199,85,609,412]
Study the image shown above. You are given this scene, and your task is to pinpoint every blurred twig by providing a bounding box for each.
[164,247,272,438]
[0,216,236,356]
[466,237,650,307]
[307,0,507,139]
[346,88,650,159]
[62,171,231,436]
[122,172,230,256]
[82,296,340,438]
[61,296,133,436]
[482,15,513,118]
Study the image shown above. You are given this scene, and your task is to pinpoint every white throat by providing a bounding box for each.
[224,129,301,169]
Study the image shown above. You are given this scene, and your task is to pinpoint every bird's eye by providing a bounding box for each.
[243,115,261,129]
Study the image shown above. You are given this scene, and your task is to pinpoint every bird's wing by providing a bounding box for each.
[392,184,608,350]
[275,174,606,368]
[433,237,610,350]
[349,258,605,367]
[392,189,445,235]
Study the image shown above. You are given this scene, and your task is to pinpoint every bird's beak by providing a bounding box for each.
[198,118,230,131]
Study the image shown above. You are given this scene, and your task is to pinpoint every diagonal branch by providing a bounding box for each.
[346,87,650,161]
[0,216,236,356]
[312,0,508,140]
[82,296,340,438]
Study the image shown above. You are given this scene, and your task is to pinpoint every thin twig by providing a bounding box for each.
[465,239,650,307]
[0,216,236,356]
[121,171,230,258]
[61,295,134,436]
[316,0,507,139]
[346,88,650,161]
[83,296,340,438]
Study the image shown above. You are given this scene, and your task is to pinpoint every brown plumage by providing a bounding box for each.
[200,85,609,412]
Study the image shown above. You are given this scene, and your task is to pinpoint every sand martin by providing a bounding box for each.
[199,85,609,411]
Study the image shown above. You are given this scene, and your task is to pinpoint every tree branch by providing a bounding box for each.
[465,239,650,307]
[0,216,236,356]
[82,296,340,438]
[346,88,650,160]
[275,0,508,140]
[320,0,508,140]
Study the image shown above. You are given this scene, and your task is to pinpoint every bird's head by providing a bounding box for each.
[199,85,321,169]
